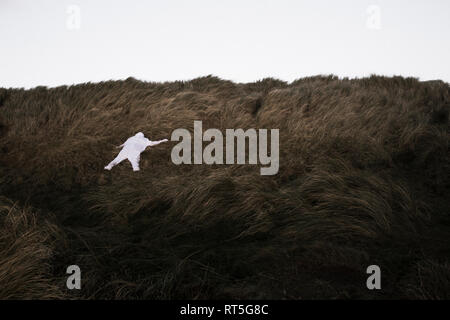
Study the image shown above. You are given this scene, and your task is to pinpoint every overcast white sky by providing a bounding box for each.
[0,0,449,88]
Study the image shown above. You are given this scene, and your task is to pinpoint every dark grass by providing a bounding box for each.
[0,75,449,299]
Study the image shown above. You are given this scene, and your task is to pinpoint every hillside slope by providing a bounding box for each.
[0,75,449,299]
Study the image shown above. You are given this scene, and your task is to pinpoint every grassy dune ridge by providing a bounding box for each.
[0,75,449,299]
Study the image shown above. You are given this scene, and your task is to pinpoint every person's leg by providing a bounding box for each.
[105,153,126,170]
[129,154,141,171]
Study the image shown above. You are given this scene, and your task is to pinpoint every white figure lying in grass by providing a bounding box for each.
[105,132,168,171]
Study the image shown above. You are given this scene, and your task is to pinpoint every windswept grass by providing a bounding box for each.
[0,75,449,299]
[0,197,66,299]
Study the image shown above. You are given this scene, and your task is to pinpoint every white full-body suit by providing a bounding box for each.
[105,132,168,171]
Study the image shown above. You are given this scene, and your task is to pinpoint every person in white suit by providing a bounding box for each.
[104,132,168,171]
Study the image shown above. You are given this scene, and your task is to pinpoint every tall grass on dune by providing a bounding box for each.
[0,197,66,299]
[0,75,449,299]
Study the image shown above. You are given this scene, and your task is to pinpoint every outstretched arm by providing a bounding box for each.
[116,137,131,149]
[148,139,168,147]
